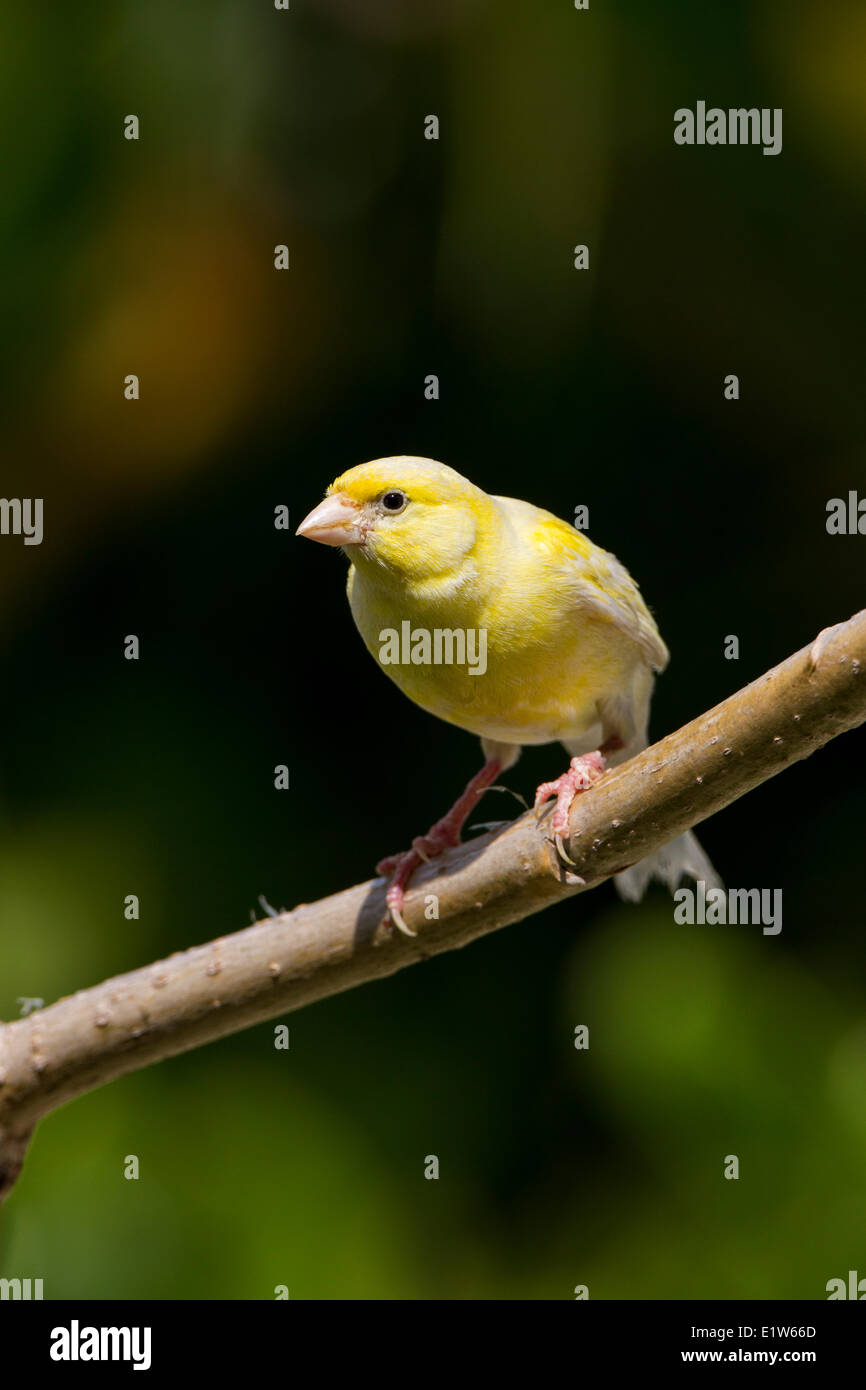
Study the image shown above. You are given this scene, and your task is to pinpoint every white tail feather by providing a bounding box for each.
[614,829,722,903]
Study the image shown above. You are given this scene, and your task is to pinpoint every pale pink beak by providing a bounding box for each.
[296,493,364,547]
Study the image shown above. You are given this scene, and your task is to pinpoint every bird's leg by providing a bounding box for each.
[534,736,625,868]
[377,757,503,937]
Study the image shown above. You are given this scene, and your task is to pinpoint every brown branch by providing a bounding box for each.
[1,611,864,1200]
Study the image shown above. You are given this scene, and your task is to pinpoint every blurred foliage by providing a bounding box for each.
[1,0,864,1298]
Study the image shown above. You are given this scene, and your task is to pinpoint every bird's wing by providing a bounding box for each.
[571,539,669,671]
[498,499,670,672]
[551,518,669,671]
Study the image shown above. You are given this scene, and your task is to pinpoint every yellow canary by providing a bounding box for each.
[298,456,719,932]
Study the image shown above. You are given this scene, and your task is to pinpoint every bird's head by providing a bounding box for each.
[296,456,489,587]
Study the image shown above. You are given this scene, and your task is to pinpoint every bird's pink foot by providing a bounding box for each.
[377,758,502,936]
[534,752,606,867]
[376,823,461,937]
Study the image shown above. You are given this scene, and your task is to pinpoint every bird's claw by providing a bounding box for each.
[375,757,506,938]
[378,849,425,936]
[378,826,462,932]
[386,882,418,937]
[535,752,607,875]
[554,833,588,885]
[555,832,577,867]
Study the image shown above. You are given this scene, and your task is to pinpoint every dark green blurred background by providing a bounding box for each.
[1,0,865,1299]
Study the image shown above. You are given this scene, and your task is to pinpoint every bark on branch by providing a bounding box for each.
[1,611,864,1201]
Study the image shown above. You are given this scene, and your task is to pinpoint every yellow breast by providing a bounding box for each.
[347,555,642,747]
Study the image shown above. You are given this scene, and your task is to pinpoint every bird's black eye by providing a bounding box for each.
[381,490,407,512]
